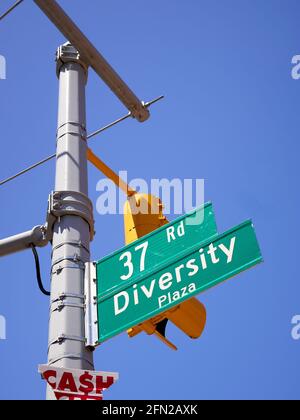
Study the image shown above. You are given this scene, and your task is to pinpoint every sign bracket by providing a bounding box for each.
[85,262,99,349]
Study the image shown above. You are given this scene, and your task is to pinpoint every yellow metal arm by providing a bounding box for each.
[87,148,136,197]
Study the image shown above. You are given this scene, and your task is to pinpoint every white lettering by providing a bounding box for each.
[141,280,156,298]
[133,285,139,305]
[219,237,236,263]
[113,235,239,317]
[166,221,185,243]
[119,251,134,281]
[175,264,185,283]
[188,283,196,294]
[114,292,129,316]
[186,259,199,277]
[167,226,176,243]
[158,295,167,308]
[177,221,185,238]
[199,248,207,269]
[158,283,196,309]
[207,243,219,264]
[159,272,173,290]
[172,290,181,301]
[135,241,148,272]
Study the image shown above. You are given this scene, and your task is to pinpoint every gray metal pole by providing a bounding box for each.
[47,43,94,399]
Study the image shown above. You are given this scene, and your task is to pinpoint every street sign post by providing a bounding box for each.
[85,207,262,347]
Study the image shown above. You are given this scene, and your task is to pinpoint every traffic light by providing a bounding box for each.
[124,193,207,350]
[124,193,168,244]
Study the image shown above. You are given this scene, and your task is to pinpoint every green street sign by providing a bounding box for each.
[89,217,262,345]
[97,202,217,297]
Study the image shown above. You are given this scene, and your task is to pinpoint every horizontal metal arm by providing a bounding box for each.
[33,0,150,122]
[0,225,48,257]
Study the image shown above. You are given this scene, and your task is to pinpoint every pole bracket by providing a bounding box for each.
[51,241,89,256]
[51,301,85,313]
[56,42,88,77]
[48,334,86,351]
[56,120,87,143]
[51,292,85,303]
[47,191,95,241]
[84,262,99,348]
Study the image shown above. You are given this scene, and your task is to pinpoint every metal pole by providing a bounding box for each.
[33,0,149,122]
[47,43,94,399]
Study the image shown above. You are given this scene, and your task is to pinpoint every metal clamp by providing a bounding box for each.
[51,254,86,275]
[46,190,95,241]
[51,301,85,313]
[52,254,86,268]
[52,263,85,275]
[51,240,90,257]
[51,292,85,304]
[56,42,88,77]
[48,334,86,351]
[56,121,87,143]
[48,354,94,369]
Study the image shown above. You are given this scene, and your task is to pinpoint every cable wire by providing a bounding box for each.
[31,245,50,297]
[0,154,56,187]
[0,0,24,21]
[0,95,164,187]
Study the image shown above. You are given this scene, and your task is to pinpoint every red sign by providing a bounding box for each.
[38,365,119,400]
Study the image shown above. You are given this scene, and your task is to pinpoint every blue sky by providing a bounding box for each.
[0,0,300,400]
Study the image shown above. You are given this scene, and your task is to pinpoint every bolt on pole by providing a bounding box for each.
[47,43,94,399]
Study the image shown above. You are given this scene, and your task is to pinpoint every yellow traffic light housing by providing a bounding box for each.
[124,194,207,350]
[127,299,206,351]
[124,193,168,244]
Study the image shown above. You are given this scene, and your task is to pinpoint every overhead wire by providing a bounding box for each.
[0,0,24,21]
[0,154,56,187]
[0,96,164,187]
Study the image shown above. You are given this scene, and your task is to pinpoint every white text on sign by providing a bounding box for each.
[118,222,188,283]
[114,237,236,316]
